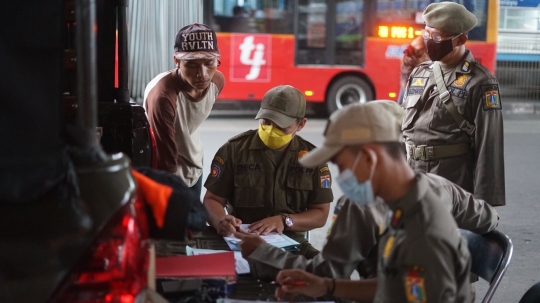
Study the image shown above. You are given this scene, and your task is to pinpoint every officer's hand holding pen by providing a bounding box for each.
[274,269,328,301]
[216,215,242,236]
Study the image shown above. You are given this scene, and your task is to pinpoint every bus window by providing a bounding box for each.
[296,0,328,64]
[372,0,487,41]
[211,0,294,34]
[335,0,364,65]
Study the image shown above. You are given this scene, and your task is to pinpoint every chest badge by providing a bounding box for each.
[391,208,403,227]
[297,150,308,161]
[453,74,469,87]
[461,61,470,72]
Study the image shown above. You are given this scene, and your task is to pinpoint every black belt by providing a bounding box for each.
[406,142,471,161]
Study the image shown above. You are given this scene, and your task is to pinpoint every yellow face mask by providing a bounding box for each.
[258,123,294,149]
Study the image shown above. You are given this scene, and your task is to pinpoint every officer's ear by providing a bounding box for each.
[360,145,379,171]
[296,118,307,132]
[457,33,468,46]
[173,55,180,68]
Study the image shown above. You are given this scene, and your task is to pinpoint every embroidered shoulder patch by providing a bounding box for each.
[410,77,428,87]
[407,77,428,95]
[482,84,502,110]
[320,175,331,188]
[405,267,427,303]
[320,166,329,173]
[214,155,225,166]
[211,164,221,178]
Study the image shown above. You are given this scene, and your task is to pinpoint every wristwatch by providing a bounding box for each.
[281,214,294,230]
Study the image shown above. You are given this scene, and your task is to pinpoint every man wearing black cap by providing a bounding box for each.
[144,23,225,198]
[203,85,333,259]
[402,2,505,207]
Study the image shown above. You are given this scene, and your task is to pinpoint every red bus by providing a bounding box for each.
[203,0,499,115]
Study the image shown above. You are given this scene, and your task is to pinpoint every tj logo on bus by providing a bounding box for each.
[231,34,271,82]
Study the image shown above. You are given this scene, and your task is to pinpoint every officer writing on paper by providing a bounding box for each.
[402,2,505,207]
[274,102,471,303]
[203,85,333,258]
[232,101,498,284]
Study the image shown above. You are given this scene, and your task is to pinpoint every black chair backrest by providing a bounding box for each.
[459,229,513,303]
[519,282,540,303]
[460,229,507,282]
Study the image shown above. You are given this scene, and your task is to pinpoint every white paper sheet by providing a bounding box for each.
[223,224,293,244]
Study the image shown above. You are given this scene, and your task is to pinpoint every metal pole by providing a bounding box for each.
[75,0,98,130]
[117,0,130,102]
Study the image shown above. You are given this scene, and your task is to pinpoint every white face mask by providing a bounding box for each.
[335,152,375,206]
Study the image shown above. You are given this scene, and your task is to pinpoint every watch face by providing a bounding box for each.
[285,216,294,227]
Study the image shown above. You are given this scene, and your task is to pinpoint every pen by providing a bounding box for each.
[271,281,308,287]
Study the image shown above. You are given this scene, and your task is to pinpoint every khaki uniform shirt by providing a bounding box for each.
[402,50,505,206]
[246,171,498,281]
[375,173,471,303]
[204,130,333,243]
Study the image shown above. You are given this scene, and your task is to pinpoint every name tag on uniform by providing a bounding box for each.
[407,77,428,95]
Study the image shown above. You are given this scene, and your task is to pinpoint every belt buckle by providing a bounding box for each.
[407,144,414,158]
[417,145,435,160]
[417,145,428,161]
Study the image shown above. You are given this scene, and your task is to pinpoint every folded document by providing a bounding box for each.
[223,224,300,252]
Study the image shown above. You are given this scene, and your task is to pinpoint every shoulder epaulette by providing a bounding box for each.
[228,129,256,142]
[472,61,497,81]
[296,135,316,149]
[410,61,432,76]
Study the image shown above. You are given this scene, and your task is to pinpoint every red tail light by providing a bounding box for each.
[148,127,158,169]
[52,197,150,303]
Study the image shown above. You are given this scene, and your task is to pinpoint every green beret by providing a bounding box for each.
[422,2,478,34]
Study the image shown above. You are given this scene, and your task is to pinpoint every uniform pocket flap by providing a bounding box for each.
[286,175,313,190]
[403,94,421,109]
[234,173,265,187]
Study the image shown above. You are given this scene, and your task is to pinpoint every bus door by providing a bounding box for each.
[295,0,365,66]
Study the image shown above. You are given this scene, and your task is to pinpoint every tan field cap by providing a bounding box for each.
[423,2,478,34]
[300,101,405,168]
[255,85,306,128]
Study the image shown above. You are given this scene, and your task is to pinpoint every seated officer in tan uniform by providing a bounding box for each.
[203,85,333,258]
[234,101,498,282]
[273,102,472,303]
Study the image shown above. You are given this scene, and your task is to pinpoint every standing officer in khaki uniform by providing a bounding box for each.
[203,85,333,258]
[272,102,471,303]
[402,2,505,206]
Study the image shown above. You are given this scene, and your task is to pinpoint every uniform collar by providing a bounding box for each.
[249,130,301,151]
[388,173,430,227]
[429,50,475,84]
